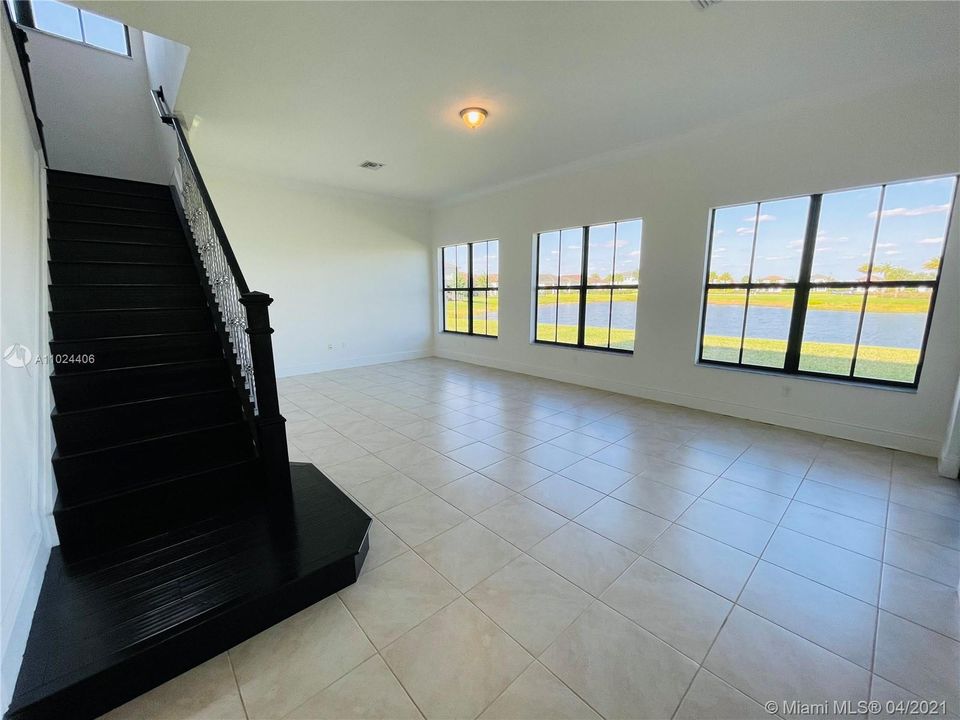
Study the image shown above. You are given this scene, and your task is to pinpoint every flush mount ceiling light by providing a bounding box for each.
[459,107,488,130]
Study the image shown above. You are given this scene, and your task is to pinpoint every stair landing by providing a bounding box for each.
[5,463,370,720]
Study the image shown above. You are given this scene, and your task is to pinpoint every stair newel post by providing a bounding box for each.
[239,291,291,492]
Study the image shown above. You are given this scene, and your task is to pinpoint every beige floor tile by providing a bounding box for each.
[637,459,717,496]
[447,441,510,471]
[382,598,532,720]
[418,428,473,453]
[376,442,441,471]
[874,612,960,716]
[551,431,610,456]
[435,473,514,516]
[339,551,458,649]
[763,528,881,604]
[794,479,887,526]
[780,501,884,559]
[887,503,960,550]
[644,524,756,600]
[467,555,593,655]
[883,530,960,587]
[402,455,474,490]
[739,445,814,477]
[704,607,871,717]
[481,457,553,491]
[703,478,790,523]
[362,519,408,574]
[478,662,600,720]
[664,446,734,476]
[591,443,670,473]
[678,498,776,556]
[284,655,423,719]
[880,564,959,640]
[101,654,246,720]
[523,475,604,519]
[574,496,670,553]
[614,433,681,458]
[529,522,637,596]
[485,430,543,454]
[558,457,633,493]
[541,602,698,720]
[515,420,568,442]
[889,483,960,521]
[474,495,568,550]
[349,471,426,514]
[520,443,583,472]
[578,420,631,443]
[602,557,731,662]
[416,520,521,591]
[674,669,772,720]
[806,459,891,501]
[721,459,803,498]
[738,561,877,668]
[230,596,375,720]
[868,675,959,720]
[325,455,399,487]
[378,494,467,546]
[612,476,697,521]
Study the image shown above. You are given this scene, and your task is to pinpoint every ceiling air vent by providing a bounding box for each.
[359,161,385,170]
[691,0,720,8]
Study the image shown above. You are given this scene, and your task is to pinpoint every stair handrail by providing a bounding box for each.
[151,87,290,489]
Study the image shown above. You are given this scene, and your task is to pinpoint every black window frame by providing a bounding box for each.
[698,175,958,389]
[440,239,499,338]
[534,218,642,354]
[12,0,131,56]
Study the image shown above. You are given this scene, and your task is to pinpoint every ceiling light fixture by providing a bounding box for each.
[459,107,488,130]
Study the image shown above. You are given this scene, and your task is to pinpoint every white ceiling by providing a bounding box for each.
[75,1,959,203]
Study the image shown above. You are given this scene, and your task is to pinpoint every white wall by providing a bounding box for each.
[25,25,165,183]
[1,19,55,712]
[432,75,960,457]
[141,31,189,185]
[202,168,433,376]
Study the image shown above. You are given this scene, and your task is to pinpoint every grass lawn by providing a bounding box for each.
[706,289,930,313]
[702,335,918,382]
[535,323,635,350]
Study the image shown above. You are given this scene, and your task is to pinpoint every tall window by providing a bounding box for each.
[13,0,130,56]
[441,240,499,337]
[700,175,957,387]
[535,218,643,352]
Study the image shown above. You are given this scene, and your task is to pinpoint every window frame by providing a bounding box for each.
[440,239,499,338]
[534,218,642,355]
[697,175,958,389]
[13,0,131,57]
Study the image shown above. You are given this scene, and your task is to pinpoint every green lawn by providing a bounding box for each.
[706,288,930,313]
[702,335,918,382]
[535,323,635,351]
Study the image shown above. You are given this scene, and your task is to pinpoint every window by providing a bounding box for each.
[535,218,642,352]
[441,240,498,337]
[699,175,957,387]
[15,0,129,55]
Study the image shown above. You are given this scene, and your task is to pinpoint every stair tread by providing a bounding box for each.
[49,200,174,216]
[53,419,248,460]
[52,388,234,417]
[50,329,215,343]
[49,260,194,267]
[46,217,184,231]
[7,465,370,720]
[50,307,204,315]
[49,237,185,248]
[50,357,224,380]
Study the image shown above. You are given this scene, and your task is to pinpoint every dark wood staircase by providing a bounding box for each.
[5,170,370,720]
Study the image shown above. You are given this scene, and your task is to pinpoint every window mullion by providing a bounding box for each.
[577,226,589,347]
[76,6,86,43]
[783,194,822,373]
[849,185,887,378]
[467,243,474,335]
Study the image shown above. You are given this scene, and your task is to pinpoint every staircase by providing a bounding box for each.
[46,170,260,556]
[4,170,371,720]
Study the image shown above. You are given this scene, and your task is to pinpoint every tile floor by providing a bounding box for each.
[104,358,960,720]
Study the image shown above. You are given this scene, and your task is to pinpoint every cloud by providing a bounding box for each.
[871,203,950,218]
[814,247,835,253]
[736,227,754,236]
[787,239,804,248]
[743,213,776,223]
[764,255,790,261]
[883,250,902,255]
[628,251,642,257]
[876,242,897,248]
[715,229,725,236]
[917,237,943,245]
[713,247,727,253]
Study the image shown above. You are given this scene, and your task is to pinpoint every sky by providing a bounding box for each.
[709,176,955,283]
[537,219,642,285]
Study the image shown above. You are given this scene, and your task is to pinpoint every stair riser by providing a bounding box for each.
[51,362,232,411]
[54,461,260,554]
[48,185,173,213]
[49,202,180,229]
[46,170,170,198]
[50,220,184,244]
[54,424,255,503]
[50,309,211,340]
[53,391,243,454]
[50,262,198,284]
[49,333,223,375]
[49,239,191,264]
[49,285,204,311]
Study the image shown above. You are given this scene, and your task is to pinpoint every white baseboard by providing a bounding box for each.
[938,451,960,479]
[1,533,48,713]
[434,349,941,457]
[277,348,432,378]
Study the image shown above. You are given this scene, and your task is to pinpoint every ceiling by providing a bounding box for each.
[73,1,959,203]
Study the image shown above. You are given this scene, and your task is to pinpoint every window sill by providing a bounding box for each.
[531,340,633,356]
[439,331,499,340]
[695,360,919,393]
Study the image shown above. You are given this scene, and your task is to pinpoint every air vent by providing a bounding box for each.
[359,161,385,170]
[691,0,720,8]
